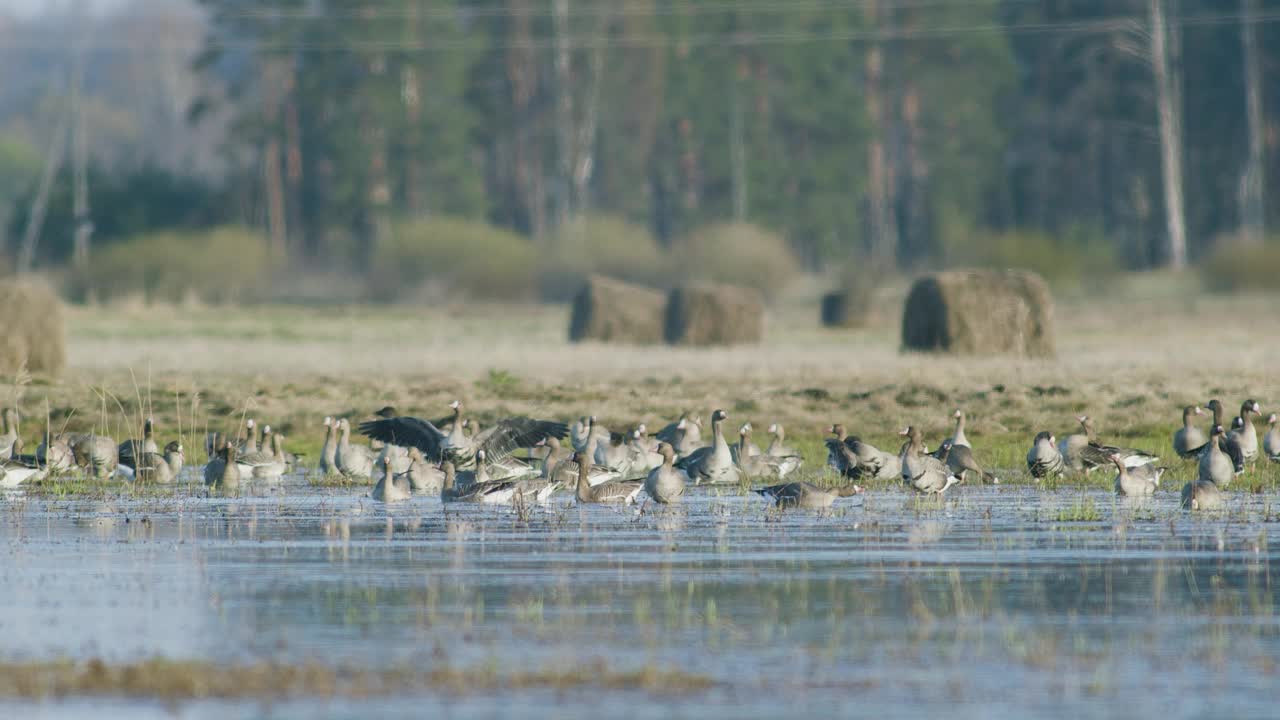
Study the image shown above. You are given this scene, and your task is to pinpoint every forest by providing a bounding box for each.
[0,0,1276,301]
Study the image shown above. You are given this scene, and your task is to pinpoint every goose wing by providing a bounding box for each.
[471,417,570,461]
[358,416,448,461]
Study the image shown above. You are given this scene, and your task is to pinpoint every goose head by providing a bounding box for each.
[657,442,675,463]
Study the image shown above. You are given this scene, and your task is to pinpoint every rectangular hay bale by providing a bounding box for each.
[0,279,65,375]
[900,269,1055,357]
[568,275,666,344]
[664,285,764,346]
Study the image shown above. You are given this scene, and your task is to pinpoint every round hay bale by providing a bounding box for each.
[664,284,764,346]
[901,269,1054,358]
[0,279,66,375]
[568,275,666,344]
[821,290,871,329]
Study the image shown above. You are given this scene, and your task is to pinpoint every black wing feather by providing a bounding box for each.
[473,417,570,461]
[358,417,448,461]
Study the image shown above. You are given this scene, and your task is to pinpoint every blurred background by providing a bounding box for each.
[0,0,1277,306]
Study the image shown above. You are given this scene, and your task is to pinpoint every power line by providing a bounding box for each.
[2,9,1277,52]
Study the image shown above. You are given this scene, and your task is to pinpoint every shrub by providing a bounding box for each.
[371,218,536,302]
[941,213,1115,291]
[66,226,270,304]
[539,214,668,301]
[1200,234,1280,293]
[669,222,799,300]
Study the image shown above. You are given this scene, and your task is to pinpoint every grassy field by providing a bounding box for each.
[5,273,1279,491]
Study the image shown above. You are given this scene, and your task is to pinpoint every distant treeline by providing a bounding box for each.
[1,0,1278,283]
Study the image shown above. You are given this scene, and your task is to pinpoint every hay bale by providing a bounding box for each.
[568,275,666,344]
[901,269,1054,357]
[821,290,871,328]
[664,284,764,346]
[0,279,66,375]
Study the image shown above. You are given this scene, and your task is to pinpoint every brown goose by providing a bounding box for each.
[626,427,665,475]
[135,441,184,484]
[826,424,900,481]
[674,410,739,485]
[1026,431,1064,479]
[643,442,687,504]
[575,451,642,504]
[1198,423,1235,488]
[1264,414,1280,463]
[336,418,375,478]
[765,423,797,457]
[440,460,519,504]
[900,426,961,495]
[372,456,411,502]
[1172,406,1206,459]
[730,423,763,463]
[1112,454,1162,496]
[1185,399,1239,465]
[318,417,337,475]
[72,433,119,479]
[1226,399,1262,466]
[930,439,998,484]
[205,444,241,490]
[118,417,159,472]
[1181,479,1225,511]
[755,481,863,509]
[1059,416,1157,472]
[949,409,970,448]
[403,447,444,492]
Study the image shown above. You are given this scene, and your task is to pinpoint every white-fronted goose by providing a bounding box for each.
[336,418,375,478]
[359,407,568,468]
[236,429,287,480]
[319,417,337,475]
[1172,406,1206,459]
[239,418,258,454]
[1181,473,1226,510]
[72,433,119,479]
[205,444,241,489]
[674,410,740,485]
[547,435,620,487]
[656,414,704,456]
[1026,431,1064,479]
[730,423,763,464]
[38,434,75,472]
[594,425,633,471]
[626,427,664,475]
[570,415,598,453]
[950,410,971,448]
[1226,399,1262,466]
[0,408,19,459]
[1060,416,1157,472]
[734,424,772,477]
[644,442,687,504]
[1112,454,1162,496]
[900,426,961,495]
[755,481,863,509]
[1264,414,1280,463]
[1185,399,1234,460]
[826,424,900,481]
[372,456,411,502]
[0,439,46,488]
[930,439,998,484]
[765,423,798,458]
[440,460,518,504]
[135,441,183,484]
[118,417,159,472]
[1198,423,1235,487]
[575,451,642,504]
[402,447,444,492]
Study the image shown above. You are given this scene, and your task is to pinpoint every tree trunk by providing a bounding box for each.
[571,2,613,216]
[1149,0,1187,268]
[552,0,574,230]
[507,0,544,238]
[1239,0,1265,243]
[863,0,898,266]
[71,39,92,272]
[17,112,69,274]
[729,55,748,222]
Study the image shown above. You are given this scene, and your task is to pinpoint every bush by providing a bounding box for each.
[539,214,669,301]
[941,212,1115,291]
[669,222,799,300]
[371,218,537,302]
[66,226,270,304]
[1200,235,1280,293]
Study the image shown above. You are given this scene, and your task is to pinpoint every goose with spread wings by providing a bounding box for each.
[359,409,569,468]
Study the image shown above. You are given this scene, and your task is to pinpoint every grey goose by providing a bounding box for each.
[359,407,568,469]
[755,481,863,509]
[1172,405,1207,459]
[1026,431,1064,479]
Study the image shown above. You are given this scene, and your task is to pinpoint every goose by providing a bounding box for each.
[630,423,660,453]
[1185,399,1235,460]
[359,407,568,468]
[1264,414,1280,463]
[319,417,338,475]
[575,451,643,504]
[1172,406,1206,459]
[72,433,119,479]
[734,423,799,479]
[755,481,863,510]
[1112,454,1162,496]
[538,436,571,478]
[546,436,620,487]
[655,414,704,456]
[0,440,46,488]
[594,425,633,471]
[570,415,605,453]
[205,444,241,489]
[134,441,184,484]
[900,426,961,495]
[1060,416,1157,472]
[1226,399,1262,466]
[1026,431,1064,479]
[336,418,375,478]
[236,431,287,480]
[826,424,900,481]
[674,410,740,485]
[1198,424,1235,488]
[730,423,763,463]
[372,456,412,502]
[239,418,258,454]
[38,434,75,472]
[118,417,159,472]
[403,447,444,492]
[626,427,665,475]
[0,408,19,459]
[765,424,798,457]
[378,442,412,474]
[949,409,971,448]
[440,460,518,504]
[930,439,998,484]
[644,442,687,504]
[1181,478,1226,511]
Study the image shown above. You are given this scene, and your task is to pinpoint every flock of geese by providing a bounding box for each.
[1,399,1278,511]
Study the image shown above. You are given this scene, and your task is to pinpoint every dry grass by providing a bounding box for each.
[1,276,1277,479]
